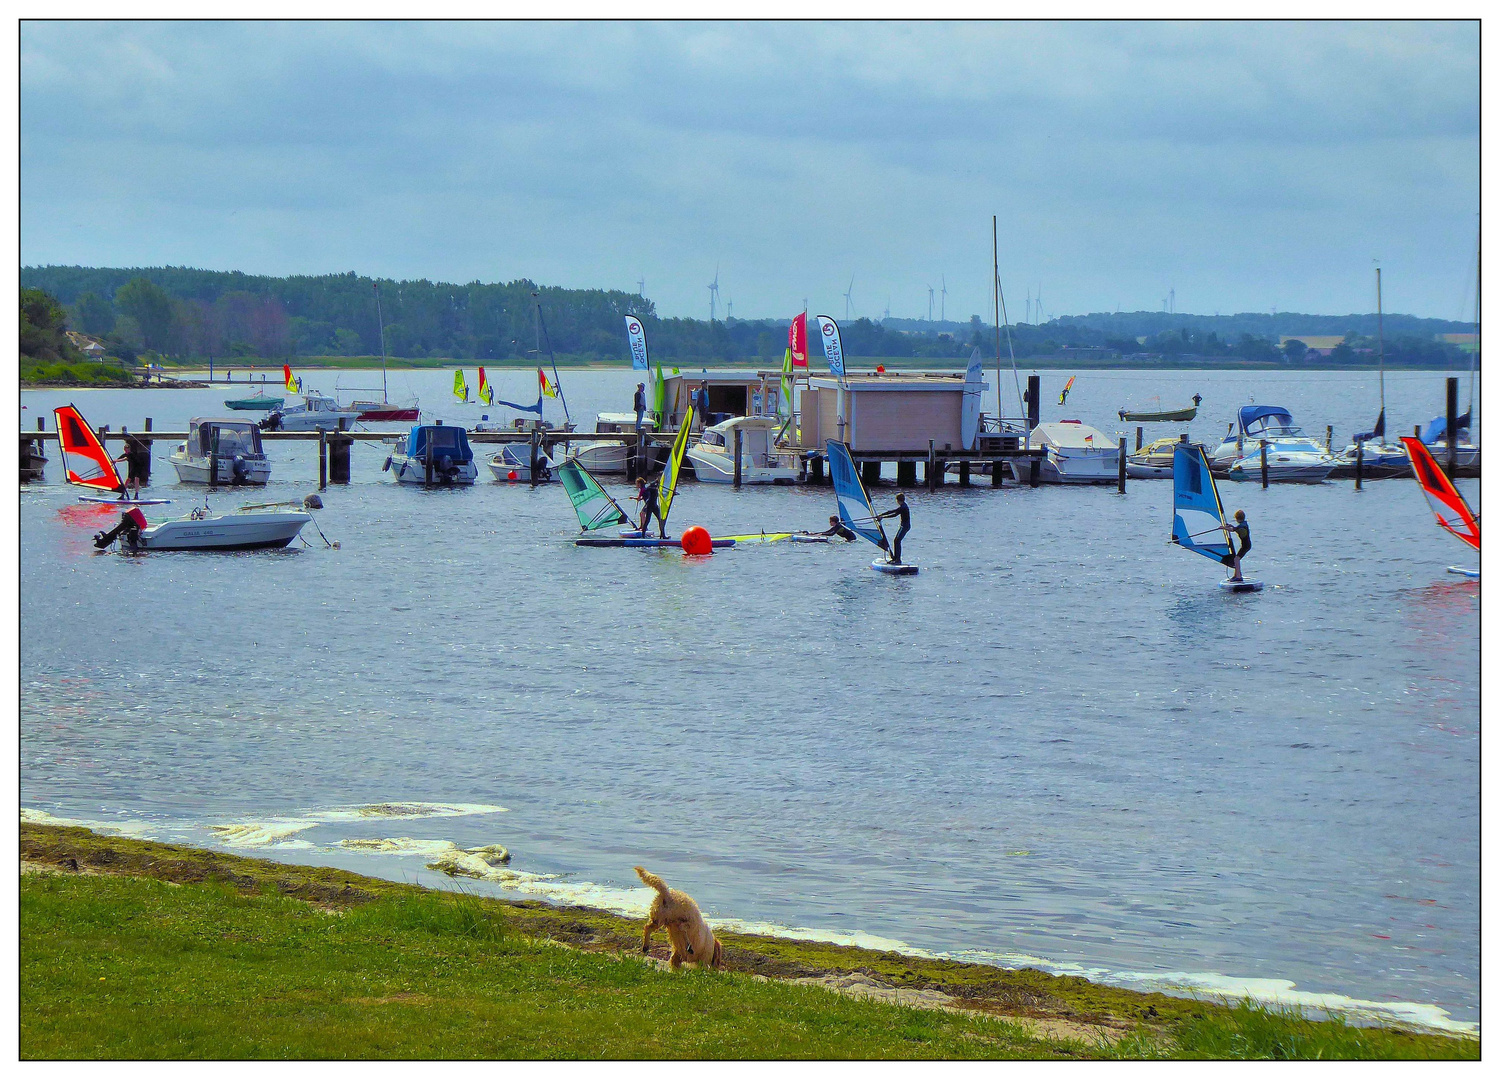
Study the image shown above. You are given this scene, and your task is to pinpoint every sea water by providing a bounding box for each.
[19,367,1480,1033]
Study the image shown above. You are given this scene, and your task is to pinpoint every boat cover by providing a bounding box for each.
[405,424,473,462]
[1238,405,1294,435]
[1419,413,1472,444]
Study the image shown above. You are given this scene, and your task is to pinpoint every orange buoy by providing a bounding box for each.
[876,364,886,373]
[680,526,713,555]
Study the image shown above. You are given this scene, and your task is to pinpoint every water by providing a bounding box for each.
[20,367,1479,1033]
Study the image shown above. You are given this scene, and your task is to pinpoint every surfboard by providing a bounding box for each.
[1219,579,1264,593]
[575,537,735,548]
[1447,566,1480,579]
[872,559,919,575]
[79,495,172,506]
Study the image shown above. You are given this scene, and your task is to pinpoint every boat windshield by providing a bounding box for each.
[702,431,726,448]
[1253,437,1321,454]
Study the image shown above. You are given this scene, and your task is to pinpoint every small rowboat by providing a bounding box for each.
[1119,403,1198,422]
[225,394,284,411]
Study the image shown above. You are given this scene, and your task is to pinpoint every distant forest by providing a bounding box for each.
[20,265,1479,368]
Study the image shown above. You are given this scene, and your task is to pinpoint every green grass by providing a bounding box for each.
[21,359,140,386]
[19,825,1479,1060]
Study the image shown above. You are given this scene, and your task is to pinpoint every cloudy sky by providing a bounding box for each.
[20,20,1479,321]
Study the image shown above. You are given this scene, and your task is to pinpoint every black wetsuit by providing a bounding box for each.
[639,481,664,537]
[1221,520,1251,568]
[821,521,857,541]
[880,502,911,563]
[634,387,646,430]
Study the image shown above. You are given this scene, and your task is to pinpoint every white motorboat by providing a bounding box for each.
[384,423,479,485]
[1009,420,1121,484]
[1126,436,1188,479]
[568,412,656,475]
[685,416,800,484]
[262,390,362,432]
[1333,439,1410,478]
[1224,436,1335,483]
[488,442,557,483]
[95,505,309,551]
[169,419,273,485]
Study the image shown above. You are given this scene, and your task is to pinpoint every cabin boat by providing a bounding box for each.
[169,419,272,485]
[1418,414,1480,471]
[1009,420,1121,484]
[1223,437,1335,483]
[261,390,362,432]
[568,413,661,475]
[1332,440,1410,479]
[488,442,557,483]
[685,416,801,484]
[1126,436,1192,479]
[385,423,479,485]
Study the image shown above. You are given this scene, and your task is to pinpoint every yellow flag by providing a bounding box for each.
[539,368,556,399]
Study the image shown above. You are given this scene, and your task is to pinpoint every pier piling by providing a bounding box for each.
[992,459,1003,487]
[927,440,937,492]
[1326,425,1333,454]
[1355,442,1364,490]
[530,429,541,489]
[897,461,916,487]
[328,432,352,484]
[1260,441,1269,489]
[810,455,824,484]
[1117,437,1127,493]
[318,431,328,491]
[1446,376,1459,477]
[861,460,880,489]
[958,460,971,487]
[1026,375,1041,431]
[1136,426,1143,451]
[209,430,220,492]
[733,427,743,489]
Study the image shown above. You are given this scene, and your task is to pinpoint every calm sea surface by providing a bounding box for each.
[20,367,1480,1032]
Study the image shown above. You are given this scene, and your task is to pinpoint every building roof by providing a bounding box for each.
[1280,335,1346,350]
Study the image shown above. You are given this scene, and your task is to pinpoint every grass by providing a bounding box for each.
[21,359,141,387]
[19,824,1479,1060]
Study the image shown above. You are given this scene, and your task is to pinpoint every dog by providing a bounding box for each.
[635,866,724,971]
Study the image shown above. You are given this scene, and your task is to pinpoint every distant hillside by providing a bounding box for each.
[19,266,1478,368]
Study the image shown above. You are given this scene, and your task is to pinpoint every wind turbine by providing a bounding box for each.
[637,276,645,297]
[940,275,948,322]
[843,275,855,321]
[708,265,721,322]
[927,285,934,322]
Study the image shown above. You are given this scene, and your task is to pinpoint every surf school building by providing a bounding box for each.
[796,371,980,454]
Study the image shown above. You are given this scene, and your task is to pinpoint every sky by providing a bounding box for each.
[19,19,1481,322]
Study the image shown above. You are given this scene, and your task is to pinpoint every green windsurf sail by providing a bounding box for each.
[559,459,629,532]
[658,404,694,529]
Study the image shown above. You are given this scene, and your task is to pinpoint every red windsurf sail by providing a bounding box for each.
[1400,436,1479,551]
[53,404,123,491]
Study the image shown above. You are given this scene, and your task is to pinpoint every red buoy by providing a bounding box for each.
[680,526,712,555]
[507,470,518,481]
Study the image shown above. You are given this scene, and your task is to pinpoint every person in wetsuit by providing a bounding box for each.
[817,514,857,541]
[635,476,665,538]
[875,493,911,564]
[1221,509,1251,581]
[113,427,151,498]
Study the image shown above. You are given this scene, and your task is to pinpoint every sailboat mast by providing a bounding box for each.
[1376,267,1385,429]
[374,282,388,402]
[1471,238,1479,415]
[992,216,1002,421]
[992,216,1025,448]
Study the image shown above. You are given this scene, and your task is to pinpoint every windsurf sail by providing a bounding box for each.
[778,347,794,421]
[539,368,557,399]
[652,366,666,428]
[826,440,889,550]
[53,404,123,491]
[1058,375,1076,406]
[558,459,629,532]
[453,370,469,402]
[658,405,694,527]
[1171,443,1232,563]
[478,367,493,406]
[1400,436,1479,551]
[283,364,299,393]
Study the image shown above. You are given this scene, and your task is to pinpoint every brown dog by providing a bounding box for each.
[635,866,724,971]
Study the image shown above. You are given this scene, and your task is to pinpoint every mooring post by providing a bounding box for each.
[991,458,1003,487]
[861,460,880,489]
[1118,437,1127,493]
[1355,442,1364,490]
[1135,426,1143,451]
[733,426,743,489]
[897,460,916,487]
[926,440,936,492]
[1325,425,1333,454]
[810,454,824,484]
[958,460,971,487]
[209,429,220,492]
[1446,376,1459,477]
[1260,440,1269,489]
[1026,375,1041,431]
[1029,458,1040,487]
[329,432,352,484]
[318,430,328,491]
[530,428,541,488]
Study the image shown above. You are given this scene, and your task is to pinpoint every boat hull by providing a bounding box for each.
[685,448,800,484]
[224,397,283,411]
[132,511,310,551]
[1125,460,1173,479]
[1223,458,1333,483]
[356,406,420,422]
[1119,407,1197,422]
[1010,450,1120,484]
[388,454,478,485]
[168,454,272,485]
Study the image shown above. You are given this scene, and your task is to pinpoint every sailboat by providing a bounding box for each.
[574,404,729,548]
[827,440,915,574]
[1400,436,1480,578]
[343,283,419,421]
[53,404,170,505]
[1171,442,1262,592]
[1336,268,1408,477]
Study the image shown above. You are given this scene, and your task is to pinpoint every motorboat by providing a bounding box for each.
[1331,439,1410,479]
[1009,420,1121,484]
[260,390,362,432]
[488,442,557,483]
[224,391,284,411]
[685,416,800,484]
[568,413,658,475]
[384,423,479,485]
[1417,414,1480,472]
[1126,436,1191,479]
[1210,406,1313,467]
[1119,395,1200,422]
[169,419,272,485]
[95,504,309,551]
[1223,435,1335,483]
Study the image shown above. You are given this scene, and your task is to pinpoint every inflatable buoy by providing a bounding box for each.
[876,364,886,373]
[681,526,713,556]
[507,470,518,481]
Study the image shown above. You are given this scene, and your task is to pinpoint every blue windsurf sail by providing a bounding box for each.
[1172,443,1231,562]
[826,440,888,550]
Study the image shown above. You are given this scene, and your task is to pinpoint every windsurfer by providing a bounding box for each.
[817,515,857,541]
[113,428,150,498]
[1221,509,1251,581]
[875,494,911,564]
[635,476,665,538]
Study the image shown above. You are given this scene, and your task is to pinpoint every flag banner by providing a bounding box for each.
[789,312,808,368]
[779,347,794,420]
[478,367,493,406]
[815,315,844,378]
[539,368,557,398]
[625,316,649,371]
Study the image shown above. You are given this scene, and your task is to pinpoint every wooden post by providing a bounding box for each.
[1325,425,1333,454]
[1259,441,1269,489]
[733,426,743,489]
[810,454,824,484]
[530,428,541,488]
[1355,442,1364,490]
[861,460,880,489]
[1026,374,1041,431]
[329,432,352,484]
[991,458,1003,486]
[1117,437,1127,493]
[1446,376,1459,477]
[318,430,328,491]
[897,460,916,487]
[1135,426,1143,451]
[927,440,937,492]
[958,460,970,487]
[209,428,220,492]
[1029,458,1040,487]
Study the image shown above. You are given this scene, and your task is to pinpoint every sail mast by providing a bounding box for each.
[374,282,388,403]
[1376,267,1385,442]
[992,216,1025,448]
[1471,235,1480,415]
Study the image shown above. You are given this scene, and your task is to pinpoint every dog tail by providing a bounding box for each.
[711,937,724,970]
[634,866,671,900]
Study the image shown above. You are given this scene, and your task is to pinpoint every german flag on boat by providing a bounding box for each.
[53,404,123,492]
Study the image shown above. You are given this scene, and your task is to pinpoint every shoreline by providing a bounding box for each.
[18,819,1478,1046]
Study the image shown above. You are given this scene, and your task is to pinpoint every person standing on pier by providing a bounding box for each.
[875,493,911,564]
[1221,509,1251,582]
[694,382,711,430]
[634,382,647,432]
[635,476,665,538]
